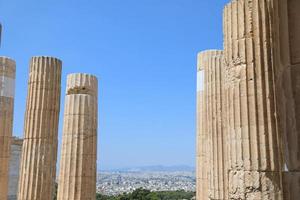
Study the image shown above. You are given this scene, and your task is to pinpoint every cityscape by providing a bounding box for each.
[97,168,195,196]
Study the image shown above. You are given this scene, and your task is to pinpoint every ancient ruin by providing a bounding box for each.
[2,0,300,199]
[0,57,16,200]
[196,50,227,200]
[57,73,98,200]
[18,57,62,200]
[196,0,300,199]
[196,52,208,200]
[273,0,300,199]
[205,50,227,200]
[224,0,282,198]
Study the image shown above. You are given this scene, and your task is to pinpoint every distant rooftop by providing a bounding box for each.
[11,137,23,145]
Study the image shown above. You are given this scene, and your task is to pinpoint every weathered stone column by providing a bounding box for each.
[196,53,208,200]
[57,73,98,200]
[0,57,16,200]
[199,50,227,200]
[272,0,300,199]
[18,57,62,200]
[223,0,282,199]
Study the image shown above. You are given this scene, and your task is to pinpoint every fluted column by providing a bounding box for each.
[200,50,227,200]
[223,0,282,199]
[272,0,300,199]
[196,53,208,200]
[18,57,62,200]
[57,73,98,200]
[0,57,16,200]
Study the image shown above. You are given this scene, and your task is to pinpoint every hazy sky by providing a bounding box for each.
[0,0,229,170]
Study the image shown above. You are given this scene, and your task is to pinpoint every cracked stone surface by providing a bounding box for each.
[223,0,282,199]
[57,73,98,200]
[0,57,16,200]
[273,0,300,199]
[196,50,228,200]
[18,57,62,200]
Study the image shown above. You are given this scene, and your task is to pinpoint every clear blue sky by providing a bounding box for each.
[0,0,229,170]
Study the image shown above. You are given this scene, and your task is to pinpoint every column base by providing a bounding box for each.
[228,170,282,200]
[283,171,300,200]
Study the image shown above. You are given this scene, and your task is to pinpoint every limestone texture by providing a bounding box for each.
[197,50,227,200]
[18,56,62,200]
[0,57,16,200]
[223,0,282,199]
[57,73,98,200]
[272,0,300,198]
[195,0,300,199]
[196,52,208,200]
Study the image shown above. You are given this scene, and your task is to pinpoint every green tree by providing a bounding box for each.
[53,182,58,200]
[131,188,151,199]
[96,189,195,200]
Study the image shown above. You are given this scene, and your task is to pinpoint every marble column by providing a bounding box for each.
[199,50,227,200]
[0,57,16,200]
[57,73,98,200]
[18,56,62,200]
[196,52,208,200]
[272,0,300,199]
[223,0,283,199]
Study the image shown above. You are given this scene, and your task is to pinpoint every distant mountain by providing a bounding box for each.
[101,165,195,172]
